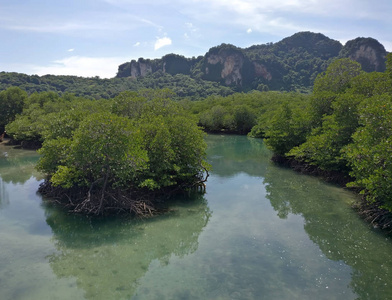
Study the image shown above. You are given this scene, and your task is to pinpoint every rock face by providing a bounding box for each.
[203,45,246,85]
[116,54,197,78]
[339,37,387,72]
[117,58,155,78]
[253,62,272,81]
[116,32,388,91]
[129,60,152,77]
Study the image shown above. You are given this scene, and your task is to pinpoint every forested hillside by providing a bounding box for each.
[117,32,387,92]
[0,71,234,101]
[0,32,388,98]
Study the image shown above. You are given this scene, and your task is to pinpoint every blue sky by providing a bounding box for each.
[1,0,391,78]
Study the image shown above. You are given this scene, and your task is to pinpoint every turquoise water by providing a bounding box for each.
[1,135,392,300]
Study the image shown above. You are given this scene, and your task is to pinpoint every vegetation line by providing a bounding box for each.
[1,51,391,227]
[259,54,392,231]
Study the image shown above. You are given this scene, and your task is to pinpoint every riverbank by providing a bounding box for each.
[271,154,352,186]
[5,139,42,150]
[38,175,207,217]
[271,154,392,232]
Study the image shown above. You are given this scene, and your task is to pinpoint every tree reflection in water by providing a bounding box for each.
[0,144,42,209]
[44,192,211,299]
[206,134,270,178]
[0,144,42,185]
[264,163,392,300]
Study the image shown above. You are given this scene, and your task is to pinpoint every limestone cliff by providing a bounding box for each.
[200,43,273,88]
[202,44,245,85]
[339,37,387,72]
[253,62,272,81]
[117,54,197,79]
[117,58,156,78]
[116,32,388,92]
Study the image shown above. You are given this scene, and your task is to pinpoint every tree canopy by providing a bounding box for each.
[258,54,392,228]
[7,89,209,215]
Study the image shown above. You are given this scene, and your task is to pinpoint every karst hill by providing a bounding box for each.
[116,32,387,92]
[0,32,388,98]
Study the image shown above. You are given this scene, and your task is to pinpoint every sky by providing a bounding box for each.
[0,0,391,78]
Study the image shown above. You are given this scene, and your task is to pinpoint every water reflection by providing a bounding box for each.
[3,135,392,299]
[0,144,42,184]
[45,193,211,299]
[264,163,392,300]
[0,144,42,209]
[206,134,271,178]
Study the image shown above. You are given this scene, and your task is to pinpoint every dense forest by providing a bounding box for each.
[1,89,210,215]
[257,54,392,229]
[2,54,392,224]
[0,71,234,101]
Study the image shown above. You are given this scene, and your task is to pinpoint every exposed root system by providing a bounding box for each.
[38,180,159,216]
[271,154,352,186]
[38,173,209,217]
[272,154,392,232]
[6,139,42,150]
[353,197,392,231]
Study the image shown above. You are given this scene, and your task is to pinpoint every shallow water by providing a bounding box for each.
[1,135,392,300]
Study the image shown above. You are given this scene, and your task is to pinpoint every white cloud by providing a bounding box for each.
[154,37,172,50]
[0,10,162,35]
[185,22,198,32]
[67,48,74,52]
[30,56,129,78]
[178,0,391,40]
[134,42,141,47]
[247,28,252,34]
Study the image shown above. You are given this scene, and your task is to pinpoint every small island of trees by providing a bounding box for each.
[2,89,209,215]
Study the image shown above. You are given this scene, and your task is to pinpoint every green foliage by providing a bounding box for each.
[232,105,257,134]
[0,71,235,101]
[308,91,337,127]
[0,87,27,132]
[349,72,392,97]
[313,58,362,94]
[343,94,392,210]
[190,91,277,134]
[36,138,72,175]
[386,53,392,78]
[6,93,108,142]
[257,51,392,214]
[290,93,363,171]
[199,105,231,132]
[38,113,148,189]
[33,90,208,200]
[249,92,311,138]
[276,59,368,171]
[6,103,46,141]
[262,102,310,155]
[137,113,208,189]
[110,91,147,119]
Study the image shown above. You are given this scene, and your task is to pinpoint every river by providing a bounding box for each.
[0,135,391,300]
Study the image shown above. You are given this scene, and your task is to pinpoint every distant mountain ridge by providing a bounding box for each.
[117,31,387,92]
[0,32,388,99]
